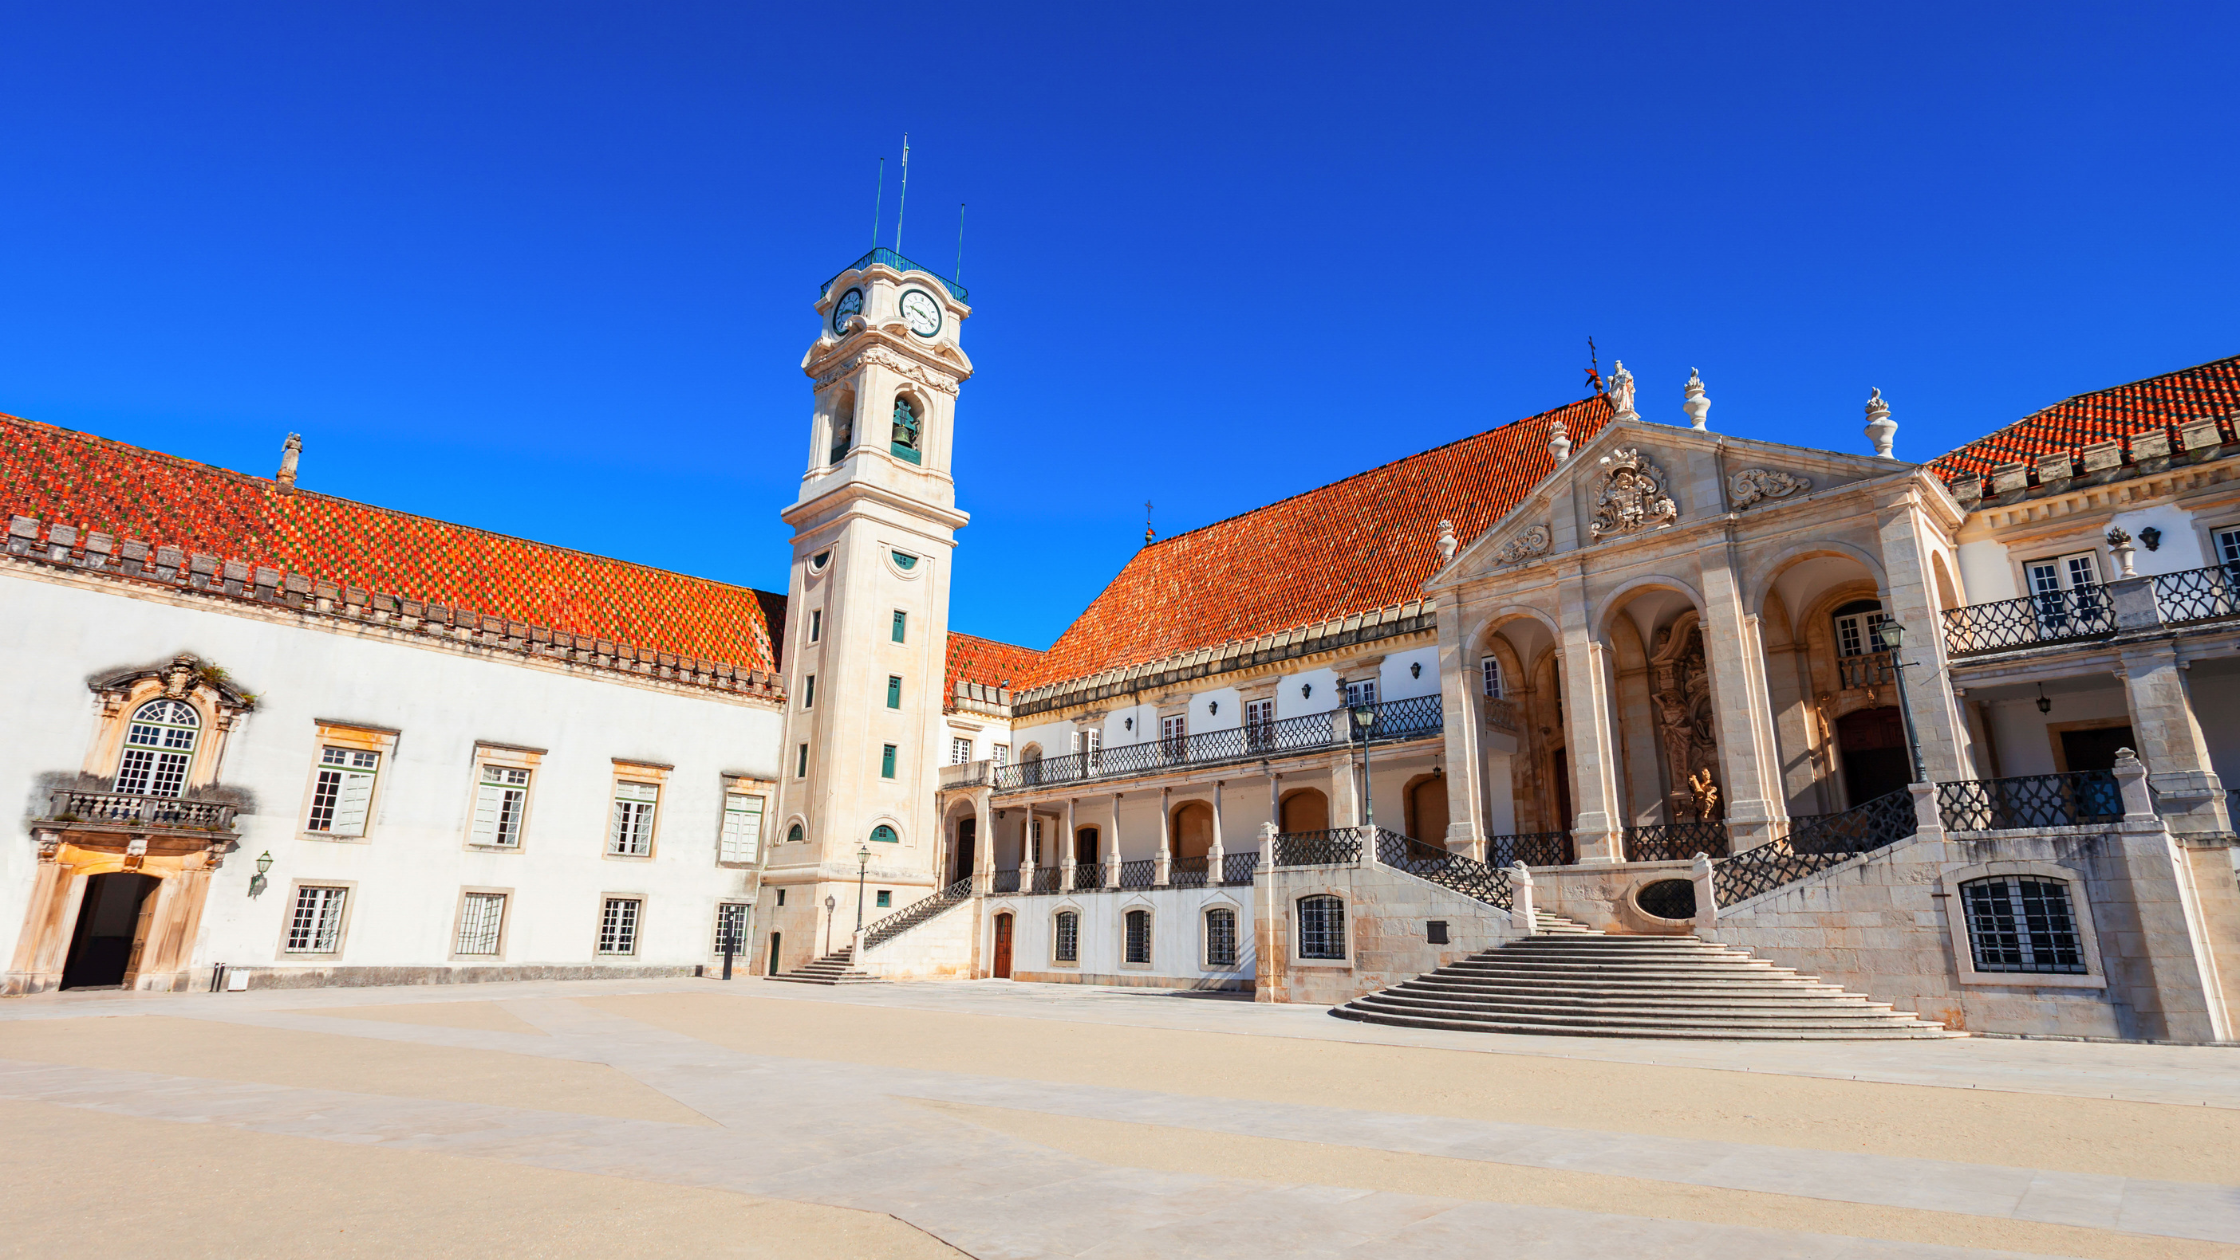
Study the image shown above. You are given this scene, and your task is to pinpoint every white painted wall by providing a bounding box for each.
[1956,539,2018,603]
[990,885,1255,986]
[2,573,786,980]
[1378,646,1441,701]
[1278,667,1340,719]
[1981,686,2130,778]
[1189,686,1241,733]
[2109,504,2208,575]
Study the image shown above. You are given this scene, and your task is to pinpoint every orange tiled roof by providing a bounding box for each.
[1028,395,1614,688]
[1929,353,2240,484]
[0,412,784,673]
[945,630,1044,696]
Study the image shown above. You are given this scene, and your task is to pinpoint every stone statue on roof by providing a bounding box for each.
[1607,360,1638,420]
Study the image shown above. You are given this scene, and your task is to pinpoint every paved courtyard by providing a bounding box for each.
[3,977,2238,1258]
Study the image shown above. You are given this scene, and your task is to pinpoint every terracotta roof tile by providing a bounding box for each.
[0,412,783,673]
[945,630,1044,696]
[1027,395,1614,688]
[1929,353,2240,484]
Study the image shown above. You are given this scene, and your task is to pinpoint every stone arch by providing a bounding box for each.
[1931,549,1962,611]
[1590,574,1708,637]
[1278,787,1329,833]
[1401,772,1449,843]
[1746,540,1888,620]
[1170,799,1215,862]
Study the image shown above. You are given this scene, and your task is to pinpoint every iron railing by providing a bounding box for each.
[1029,867,1064,895]
[1937,771,2122,832]
[992,868,1021,894]
[1071,862,1104,891]
[1837,650,1896,690]
[818,246,969,302]
[991,694,1443,792]
[1942,586,2116,656]
[1712,788,1922,907]
[1169,856,1210,888]
[45,790,237,832]
[2152,564,2240,626]
[1273,828,1366,866]
[1485,831,1574,867]
[862,877,975,950]
[1623,820,1730,862]
[1117,858,1158,889]
[1221,850,1260,884]
[1713,845,1859,907]
[1375,829,1514,910]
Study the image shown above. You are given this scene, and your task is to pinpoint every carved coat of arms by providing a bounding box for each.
[1588,448,1678,539]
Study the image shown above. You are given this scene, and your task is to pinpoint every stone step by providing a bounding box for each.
[1334,1006,1957,1041]
[1372,989,1904,1016]
[1347,992,1940,1027]
[1394,980,1864,1003]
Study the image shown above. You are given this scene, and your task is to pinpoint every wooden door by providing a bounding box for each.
[992,913,1013,979]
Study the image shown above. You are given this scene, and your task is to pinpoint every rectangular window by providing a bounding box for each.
[1205,907,1238,967]
[1480,657,1503,699]
[1160,713,1187,758]
[2217,528,2240,569]
[719,793,765,864]
[1054,910,1079,962]
[1246,699,1275,748]
[892,610,907,643]
[991,743,1009,766]
[876,890,892,908]
[887,675,902,709]
[715,902,748,952]
[598,897,641,955]
[306,747,381,837]
[1125,909,1152,965]
[797,744,808,777]
[808,609,822,643]
[880,744,897,779]
[609,782,658,856]
[455,892,506,956]
[1345,679,1378,708]
[285,885,348,953]
[1963,877,2087,973]
[469,765,532,848]
[951,737,974,765]
[804,674,816,708]
[1298,895,1347,960]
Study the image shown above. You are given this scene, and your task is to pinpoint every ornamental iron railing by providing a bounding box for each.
[1712,788,1921,907]
[1937,771,2122,832]
[46,790,237,832]
[1941,586,2116,656]
[1713,845,1859,907]
[818,246,970,303]
[862,877,975,950]
[1836,650,1896,690]
[1375,829,1514,910]
[1273,828,1366,866]
[1071,862,1103,891]
[992,868,1021,894]
[1169,856,1210,888]
[1623,820,1730,862]
[2152,564,2240,626]
[1028,867,1064,894]
[1485,831,1574,867]
[991,695,1443,793]
[1117,858,1158,889]
[1221,850,1261,885]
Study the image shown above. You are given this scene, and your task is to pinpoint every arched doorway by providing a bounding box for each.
[1407,777,1449,843]
[991,912,1014,979]
[60,872,160,990]
[1172,801,1214,861]
[1836,707,1908,806]
[1074,825,1100,868]
[951,817,976,885]
[1279,788,1329,833]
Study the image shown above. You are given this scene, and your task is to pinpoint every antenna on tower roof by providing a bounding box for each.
[955,202,966,283]
[869,157,884,248]
[893,133,911,254]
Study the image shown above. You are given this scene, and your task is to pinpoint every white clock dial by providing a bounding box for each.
[899,288,942,338]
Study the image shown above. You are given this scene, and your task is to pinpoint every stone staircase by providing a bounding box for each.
[767,945,881,986]
[1333,913,1957,1040]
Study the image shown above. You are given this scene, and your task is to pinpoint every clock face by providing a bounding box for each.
[898,288,942,338]
[831,287,864,335]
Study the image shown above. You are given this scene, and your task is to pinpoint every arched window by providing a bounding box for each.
[1961,876,2087,973]
[1832,599,1888,658]
[870,824,899,844]
[1297,895,1346,960]
[890,395,923,464]
[1204,907,1237,967]
[827,391,856,466]
[1480,655,1503,698]
[1124,908,1152,964]
[116,699,199,797]
[787,822,805,844]
[1053,910,1079,962]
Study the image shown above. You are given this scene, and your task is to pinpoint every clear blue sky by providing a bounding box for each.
[4,4,2235,650]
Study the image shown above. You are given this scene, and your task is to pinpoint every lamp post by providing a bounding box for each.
[822,894,837,956]
[854,842,872,934]
[1349,702,1379,830]
[1877,620,1927,784]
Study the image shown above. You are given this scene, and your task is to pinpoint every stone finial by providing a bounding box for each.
[1864,388,1897,459]
[1607,360,1638,420]
[1682,368,1709,430]
[1435,519,1458,564]
[1548,418,1572,464]
[277,433,302,491]
[2106,526,2137,577]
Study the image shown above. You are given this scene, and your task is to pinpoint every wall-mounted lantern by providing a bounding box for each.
[248,850,274,898]
[1410,662,1423,679]
[1300,683,1312,698]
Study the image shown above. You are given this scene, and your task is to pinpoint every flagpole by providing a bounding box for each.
[955,202,966,282]
[894,133,910,255]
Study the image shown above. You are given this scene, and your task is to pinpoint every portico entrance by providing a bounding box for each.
[60,871,159,990]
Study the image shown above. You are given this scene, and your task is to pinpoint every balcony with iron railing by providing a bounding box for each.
[818,247,969,303]
[40,789,239,838]
[1943,563,2240,659]
[991,694,1443,794]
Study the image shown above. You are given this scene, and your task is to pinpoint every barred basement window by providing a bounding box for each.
[286,885,348,953]
[714,902,748,953]
[1125,908,1152,965]
[1205,907,1237,967]
[306,747,381,837]
[719,793,764,864]
[470,765,532,847]
[1961,876,2087,973]
[609,782,658,856]
[455,892,505,956]
[598,897,642,955]
[116,699,199,797]
[1054,910,1079,962]
[1297,895,1346,960]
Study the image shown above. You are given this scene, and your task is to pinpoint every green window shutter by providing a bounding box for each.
[886,675,901,709]
[881,744,897,779]
[871,824,898,843]
[891,610,907,641]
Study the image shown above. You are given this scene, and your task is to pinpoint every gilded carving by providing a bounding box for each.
[1729,467,1813,510]
[1588,448,1677,539]
[1650,622,1722,822]
[1491,525,1552,566]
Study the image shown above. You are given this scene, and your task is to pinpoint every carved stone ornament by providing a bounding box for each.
[814,347,960,396]
[1492,524,1552,566]
[1588,448,1678,539]
[1728,468,1813,510]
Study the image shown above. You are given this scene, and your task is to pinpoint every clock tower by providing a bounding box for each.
[760,251,973,971]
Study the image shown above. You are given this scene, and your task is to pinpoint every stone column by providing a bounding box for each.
[1268,773,1281,833]
[1509,861,1536,934]
[1435,592,1487,854]
[1329,751,1359,832]
[1208,780,1227,884]
[5,836,68,994]
[2116,643,2232,836]
[1155,786,1173,885]
[1874,493,1969,781]
[1106,793,1123,887]
[1697,539,1788,852]
[1061,797,1077,892]
[971,789,994,894]
[1556,565,1624,863]
[1020,807,1038,890]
